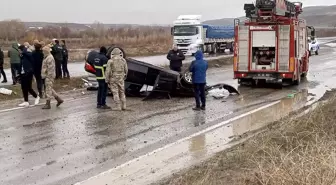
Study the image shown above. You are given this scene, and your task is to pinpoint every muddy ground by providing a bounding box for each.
[157,90,336,185]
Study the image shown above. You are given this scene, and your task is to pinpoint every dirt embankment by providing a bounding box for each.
[159,90,336,185]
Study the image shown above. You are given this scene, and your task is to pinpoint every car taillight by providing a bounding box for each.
[85,63,96,74]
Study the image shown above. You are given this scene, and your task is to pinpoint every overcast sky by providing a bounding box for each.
[1,0,335,24]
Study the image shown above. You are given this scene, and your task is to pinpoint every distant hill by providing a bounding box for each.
[203,5,336,27]
[23,22,168,32]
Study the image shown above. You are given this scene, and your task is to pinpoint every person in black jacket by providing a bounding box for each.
[166,44,185,72]
[61,40,70,78]
[18,45,40,107]
[94,46,110,109]
[0,47,7,83]
[32,42,44,97]
[51,39,63,79]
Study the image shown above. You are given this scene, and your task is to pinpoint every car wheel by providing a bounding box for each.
[107,46,126,59]
[315,50,319,55]
[182,71,192,84]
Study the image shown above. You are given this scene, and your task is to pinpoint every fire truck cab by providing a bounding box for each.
[233,0,316,86]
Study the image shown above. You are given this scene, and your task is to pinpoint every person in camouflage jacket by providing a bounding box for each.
[41,46,64,109]
[105,48,128,111]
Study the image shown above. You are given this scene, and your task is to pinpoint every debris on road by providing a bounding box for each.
[0,88,13,95]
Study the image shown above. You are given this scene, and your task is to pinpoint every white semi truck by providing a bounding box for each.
[171,15,235,56]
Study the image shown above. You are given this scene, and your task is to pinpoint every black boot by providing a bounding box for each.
[55,96,64,107]
[42,100,51,109]
[192,107,201,111]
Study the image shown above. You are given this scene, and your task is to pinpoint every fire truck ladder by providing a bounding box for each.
[244,0,303,20]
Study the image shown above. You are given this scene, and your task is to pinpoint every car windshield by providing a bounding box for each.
[173,26,198,36]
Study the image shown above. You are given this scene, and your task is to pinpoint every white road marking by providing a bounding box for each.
[75,100,281,185]
[0,96,90,114]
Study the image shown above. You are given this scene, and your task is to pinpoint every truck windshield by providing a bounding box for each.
[173,26,198,36]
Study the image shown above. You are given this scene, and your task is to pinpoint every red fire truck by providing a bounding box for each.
[233,0,315,86]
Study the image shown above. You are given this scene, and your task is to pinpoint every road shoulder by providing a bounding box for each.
[157,90,336,185]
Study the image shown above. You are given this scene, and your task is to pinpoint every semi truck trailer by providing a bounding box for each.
[171,15,234,56]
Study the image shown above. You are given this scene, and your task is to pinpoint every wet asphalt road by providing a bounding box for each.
[1,38,336,185]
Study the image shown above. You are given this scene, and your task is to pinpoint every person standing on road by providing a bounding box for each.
[18,45,40,107]
[51,39,63,79]
[41,46,64,109]
[61,40,70,78]
[94,46,110,109]
[105,48,128,111]
[8,43,21,85]
[189,50,208,111]
[32,42,44,98]
[166,44,185,72]
[0,47,7,83]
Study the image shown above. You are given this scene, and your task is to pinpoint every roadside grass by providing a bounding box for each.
[0,77,84,102]
[159,92,336,185]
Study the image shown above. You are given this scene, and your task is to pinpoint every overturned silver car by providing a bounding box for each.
[84,46,239,100]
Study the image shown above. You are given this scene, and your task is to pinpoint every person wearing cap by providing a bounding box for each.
[166,44,185,72]
[94,46,110,109]
[50,39,63,79]
[41,46,64,109]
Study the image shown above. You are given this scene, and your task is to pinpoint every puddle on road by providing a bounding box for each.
[76,89,313,185]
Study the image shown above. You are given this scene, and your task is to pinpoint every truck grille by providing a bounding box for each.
[175,39,192,44]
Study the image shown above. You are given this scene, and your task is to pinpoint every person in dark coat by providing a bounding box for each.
[189,50,208,111]
[166,44,185,72]
[0,47,7,83]
[61,40,70,78]
[51,39,63,79]
[18,45,40,107]
[32,42,44,97]
[94,46,110,109]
